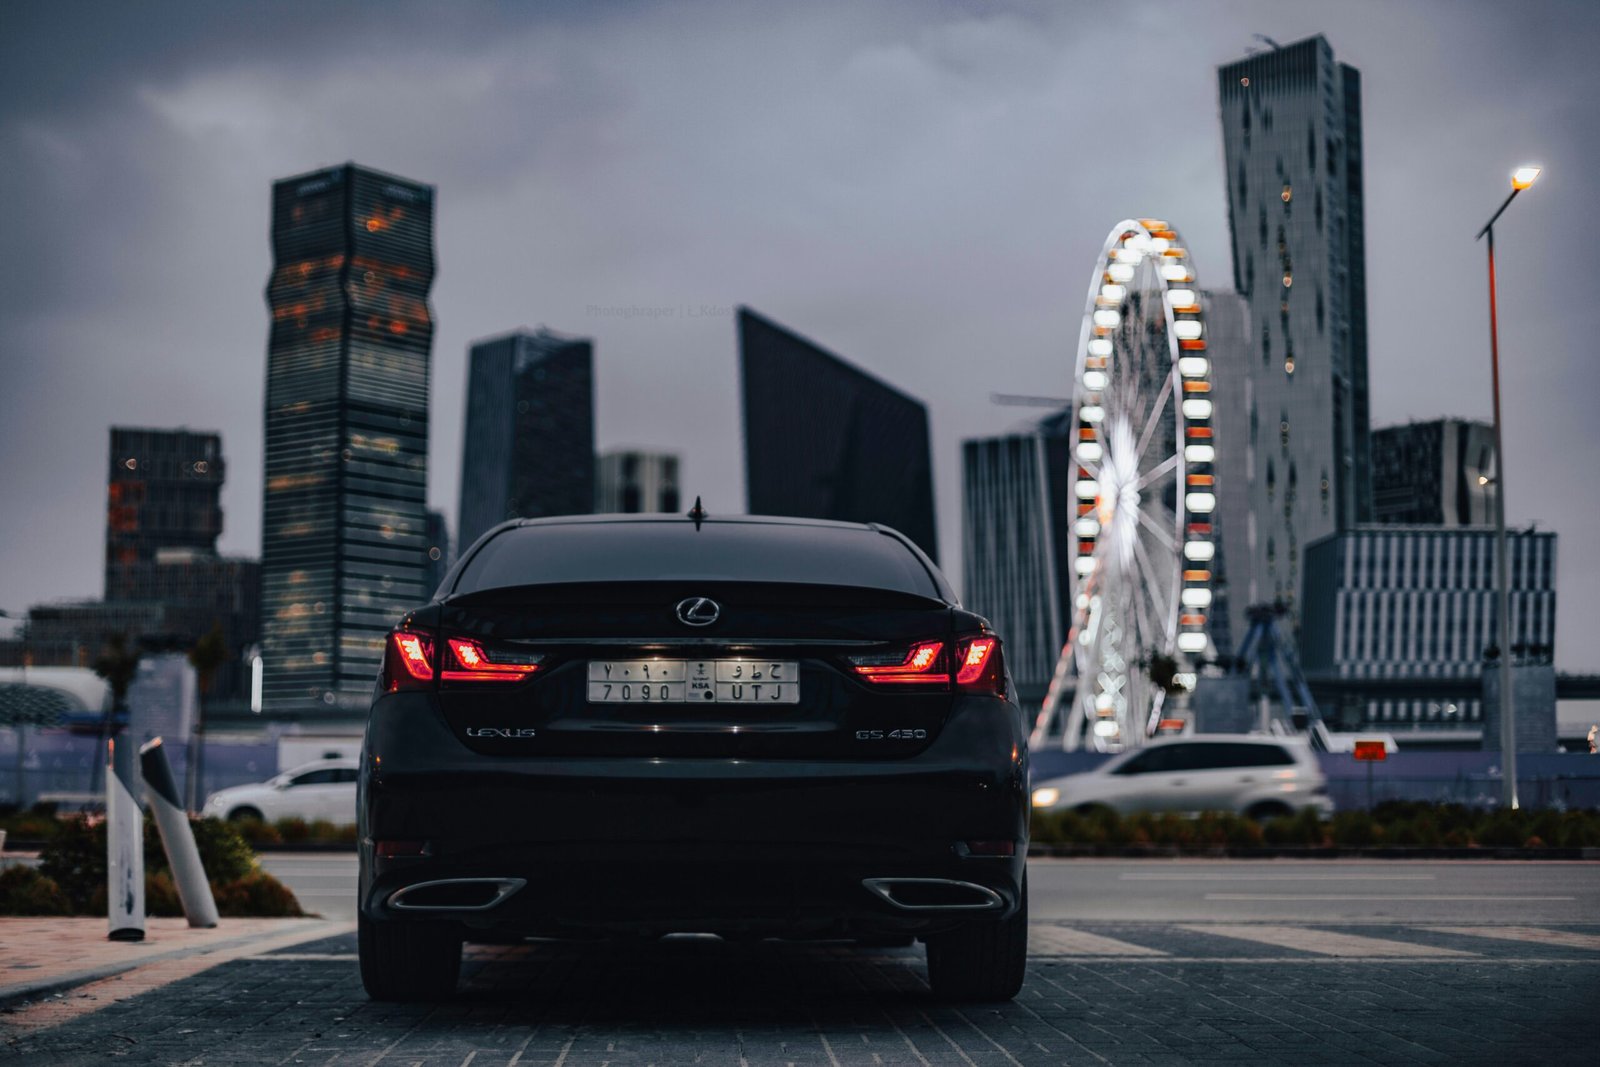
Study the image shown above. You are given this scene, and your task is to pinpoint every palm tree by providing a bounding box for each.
[185,623,229,812]
[91,633,141,795]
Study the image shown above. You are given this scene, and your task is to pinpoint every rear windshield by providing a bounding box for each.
[454,520,943,599]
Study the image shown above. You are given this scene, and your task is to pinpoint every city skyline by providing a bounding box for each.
[2,1,1596,669]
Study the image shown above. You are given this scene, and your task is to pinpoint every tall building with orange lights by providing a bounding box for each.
[259,163,435,716]
[1218,35,1372,618]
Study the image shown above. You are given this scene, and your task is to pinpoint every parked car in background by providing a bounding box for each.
[1030,735,1333,820]
[203,757,359,823]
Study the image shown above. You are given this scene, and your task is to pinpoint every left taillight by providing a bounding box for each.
[441,637,542,683]
[384,629,435,691]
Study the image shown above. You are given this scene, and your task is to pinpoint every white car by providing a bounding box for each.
[1031,735,1334,820]
[203,758,359,824]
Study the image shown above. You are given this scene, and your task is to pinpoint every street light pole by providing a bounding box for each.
[1476,165,1540,809]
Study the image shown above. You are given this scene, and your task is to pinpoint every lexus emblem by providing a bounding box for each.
[675,597,721,627]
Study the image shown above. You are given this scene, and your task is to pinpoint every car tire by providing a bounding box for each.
[227,806,264,823]
[358,912,463,1002]
[1245,801,1294,822]
[924,877,1028,1002]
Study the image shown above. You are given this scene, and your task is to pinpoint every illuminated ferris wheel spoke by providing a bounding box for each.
[1136,454,1180,493]
[1046,218,1216,752]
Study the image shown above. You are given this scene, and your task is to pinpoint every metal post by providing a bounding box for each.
[141,738,219,928]
[105,737,145,941]
[1484,220,1518,809]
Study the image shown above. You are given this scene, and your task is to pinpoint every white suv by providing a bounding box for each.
[202,758,359,824]
[1031,735,1333,820]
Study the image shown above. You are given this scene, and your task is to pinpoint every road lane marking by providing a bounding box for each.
[1120,873,1436,881]
[1202,894,1575,902]
[1028,927,1168,957]
[1178,924,1476,957]
[1426,926,1600,952]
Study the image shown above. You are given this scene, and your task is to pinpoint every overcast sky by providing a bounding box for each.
[2,0,1596,667]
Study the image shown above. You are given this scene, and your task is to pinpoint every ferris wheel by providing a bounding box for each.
[1045,219,1215,751]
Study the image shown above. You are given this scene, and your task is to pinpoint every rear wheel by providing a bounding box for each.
[358,912,462,1001]
[1245,801,1294,822]
[227,806,263,823]
[924,878,1028,1002]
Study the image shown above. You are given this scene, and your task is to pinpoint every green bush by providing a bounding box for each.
[231,817,283,846]
[275,817,310,843]
[0,865,73,915]
[213,870,304,918]
[38,815,107,912]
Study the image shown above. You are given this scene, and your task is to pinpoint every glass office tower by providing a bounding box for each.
[456,329,595,551]
[260,163,435,716]
[1218,36,1372,616]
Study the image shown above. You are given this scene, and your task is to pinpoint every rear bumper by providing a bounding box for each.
[358,691,1029,938]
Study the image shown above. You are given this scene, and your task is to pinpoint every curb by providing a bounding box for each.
[1027,844,1600,860]
[0,918,349,1011]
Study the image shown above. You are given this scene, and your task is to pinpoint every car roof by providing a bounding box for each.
[281,758,358,775]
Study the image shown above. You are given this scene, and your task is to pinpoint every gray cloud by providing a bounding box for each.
[2,0,1597,669]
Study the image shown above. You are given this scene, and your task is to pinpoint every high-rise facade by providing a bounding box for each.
[1300,526,1556,733]
[105,427,224,598]
[596,450,681,514]
[456,329,594,551]
[1218,36,1372,616]
[423,509,451,596]
[260,163,435,715]
[1371,419,1497,526]
[739,307,938,561]
[960,410,1073,710]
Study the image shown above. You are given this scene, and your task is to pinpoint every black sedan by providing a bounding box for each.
[358,514,1029,1001]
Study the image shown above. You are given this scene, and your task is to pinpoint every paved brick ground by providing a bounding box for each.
[3,923,1597,1065]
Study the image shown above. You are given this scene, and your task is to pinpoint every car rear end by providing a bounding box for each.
[357,516,1030,1001]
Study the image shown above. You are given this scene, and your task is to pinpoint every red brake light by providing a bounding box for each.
[442,637,542,683]
[848,640,949,686]
[385,630,435,691]
[955,634,1005,695]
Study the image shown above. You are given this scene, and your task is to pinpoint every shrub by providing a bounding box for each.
[1330,811,1384,847]
[231,817,283,847]
[275,817,310,843]
[0,865,73,915]
[145,870,184,917]
[212,871,304,918]
[38,815,107,912]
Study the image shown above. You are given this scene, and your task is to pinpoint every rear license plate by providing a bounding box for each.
[586,660,800,704]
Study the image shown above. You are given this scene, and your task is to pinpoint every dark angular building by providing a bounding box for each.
[1372,419,1497,527]
[738,307,938,561]
[260,163,435,716]
[105,427,224,598]
[456,329,594,550]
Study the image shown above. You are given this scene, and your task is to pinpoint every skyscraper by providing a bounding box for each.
[739,307,938,560]
[596,450,681,514]
[423,509,451,595]
[1218,35,1372,615]
[456,329,595,550]
[1371,419,1497,527]
[260,163,435,716]
[960,410,1074,710]
[105,427,224,598]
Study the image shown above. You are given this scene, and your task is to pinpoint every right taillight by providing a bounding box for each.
[847,634,1005,696]
[955,634,1005,696]
[953,639,1004,697]
[384,629,435,691]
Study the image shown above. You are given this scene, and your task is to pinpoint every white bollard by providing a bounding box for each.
[140,738,219,928]
[106,736,145,942]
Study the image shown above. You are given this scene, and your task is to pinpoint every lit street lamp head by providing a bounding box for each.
[1511,165,1542,191]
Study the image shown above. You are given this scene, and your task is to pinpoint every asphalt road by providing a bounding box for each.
[264,852,1600,926]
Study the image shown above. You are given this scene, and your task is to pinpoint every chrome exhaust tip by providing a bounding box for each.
[387,877,526,911]
[862,878,1004,912]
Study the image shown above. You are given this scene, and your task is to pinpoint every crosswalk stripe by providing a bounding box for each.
[1028,926,1168,957]
[1427,927,1600,952]
[1177,924,1476,958]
